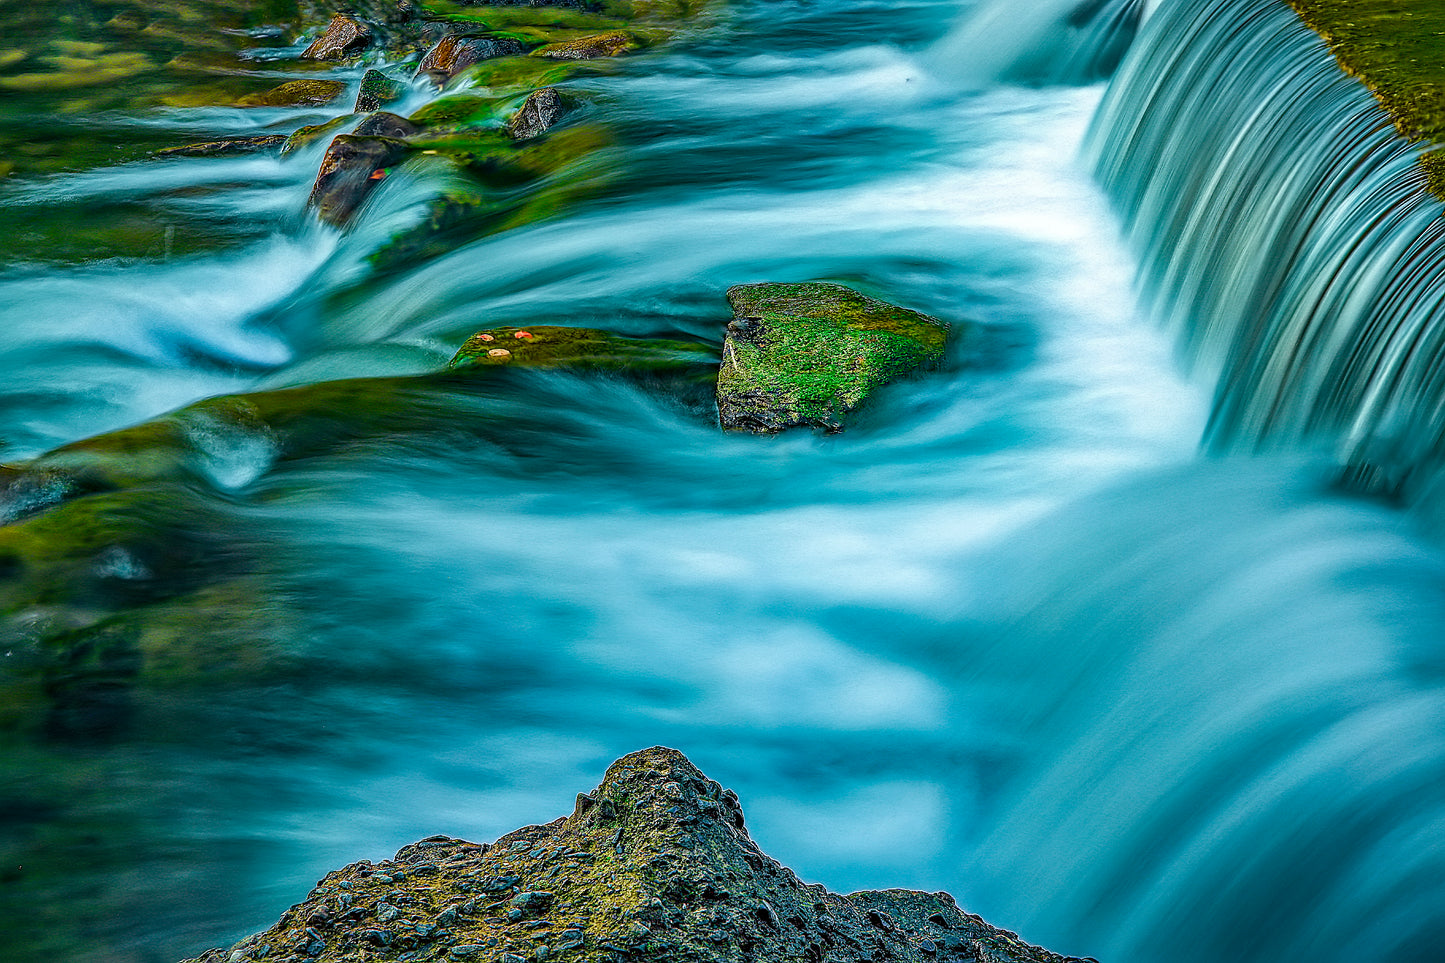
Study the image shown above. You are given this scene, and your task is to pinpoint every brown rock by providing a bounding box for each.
[505,87,568,140]
[416,35,528,86]
[300,14,372,61]
[179,748,1094,963]
[307,135,409,226]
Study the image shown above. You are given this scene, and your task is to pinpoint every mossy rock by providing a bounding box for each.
[408,93,502,130]
[716,282,950,433]
[236,78,347,108]
[531,29,636,60]
[356,67,408,112]
[449,324,716,373]
[182,747,1086,963]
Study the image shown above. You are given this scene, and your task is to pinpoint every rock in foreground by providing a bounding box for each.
[717,282,950,433]
[182,748,1091,963]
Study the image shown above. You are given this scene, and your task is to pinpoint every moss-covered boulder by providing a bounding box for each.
[716,282,950,433]
[181,747,1089,963]
[449,325,716,374]
[236,79,348,108]
[356,68,410,112]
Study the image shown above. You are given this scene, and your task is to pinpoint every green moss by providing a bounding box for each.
[408,93,500,129]
[449,324,716,372]
[281,114,355,156]
[717,282,950,433]
[1288,0,1445,199]
[531,30,637,60]
[415,1,629,43]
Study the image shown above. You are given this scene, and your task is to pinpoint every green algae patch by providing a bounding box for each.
[416,1,629,44]
[1288,1,1445,200]
[449,325,716,373]
[281,114,356,156]
[717,282,949,433]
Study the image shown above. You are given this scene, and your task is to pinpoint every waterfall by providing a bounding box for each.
[1087,0,1445,507]
[930,0,1146,86]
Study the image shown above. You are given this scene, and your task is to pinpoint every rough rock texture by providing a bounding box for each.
[506,87,568,140]
[357,68,409,113]
[301,13,373,60]
[716,283,950,433]
[449,325,715,372]
[237,79,348,108]
[533,30,634,60]
[417,35,529,86]
[181,748,1092,963]
[307,135,411,226]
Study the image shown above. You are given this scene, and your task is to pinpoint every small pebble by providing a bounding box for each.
[514,331,533,339]
[450,946,486,959]
[489,348,512,358]
[478,334,495,342]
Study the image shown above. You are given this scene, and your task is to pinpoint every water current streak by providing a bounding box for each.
[1088,0,1445,504]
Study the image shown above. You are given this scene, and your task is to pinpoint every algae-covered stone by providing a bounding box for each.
[307,134,411,226]
[300,13,372,60]
[449,325,715,373]
[181,747,1089,963]
[717,282,950,433]
[532,29,635,60]
[353,110,419,139]
[236,79,347,108]
[155,135,288,158]
[356,67,409,112]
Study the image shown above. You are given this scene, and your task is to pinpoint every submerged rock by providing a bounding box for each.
[300,13,372,60]
[506,87,568,140]
[307,134,410,226]
[417,35,529,86]
[356,68,408,112]
[281,115,356,156]
[449,325,716,373]
[156,135,287,158]
[354,110,420,139]
[237,79,347,108]
[532,30,635,60]
[181,748,1090,963]
[716,282,950,433]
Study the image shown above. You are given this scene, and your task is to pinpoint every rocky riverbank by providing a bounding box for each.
[182,748,1093,963]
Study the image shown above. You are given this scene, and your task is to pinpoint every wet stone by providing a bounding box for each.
[307,135,410,227]
[506,87,568,141]
[354,112,419,139]
[418,36,528,87]
[301,14,371,61]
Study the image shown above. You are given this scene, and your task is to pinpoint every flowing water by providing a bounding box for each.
[1,1,1442,961]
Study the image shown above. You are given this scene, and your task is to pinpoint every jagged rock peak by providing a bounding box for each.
[182,747,1093,963]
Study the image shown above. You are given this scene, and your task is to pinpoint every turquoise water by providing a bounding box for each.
[1,1,1443,961]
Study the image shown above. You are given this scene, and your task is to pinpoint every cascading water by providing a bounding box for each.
[1088,0,1445,505]
[2,2,1444,962]
[930,0,1146,86]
